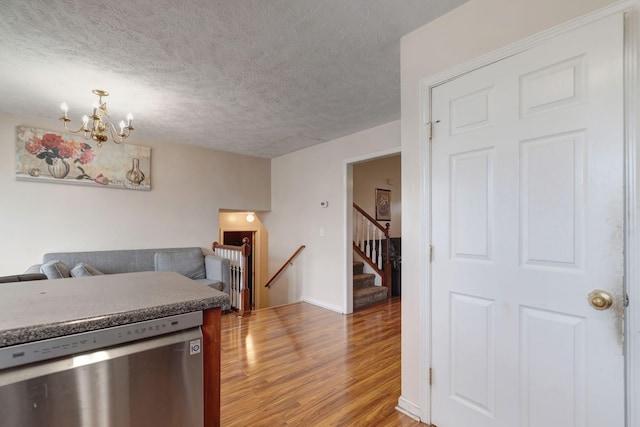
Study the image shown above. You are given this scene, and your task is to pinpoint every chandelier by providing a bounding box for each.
[59,89,134,147]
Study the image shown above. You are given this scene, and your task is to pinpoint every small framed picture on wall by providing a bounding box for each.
[375,188,391,221]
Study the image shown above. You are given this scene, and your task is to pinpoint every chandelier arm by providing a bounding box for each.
[104,121,125,144]
[60,119,90,135]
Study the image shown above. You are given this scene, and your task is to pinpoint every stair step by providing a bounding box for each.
[353,261,364,276]
[353,273,375,290]
[353,286,388,310]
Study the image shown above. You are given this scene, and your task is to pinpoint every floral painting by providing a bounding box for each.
[16,127,151,190]
[375,188,391,221]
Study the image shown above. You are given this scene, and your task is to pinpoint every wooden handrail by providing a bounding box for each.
[264,245,306,288]
[212,240,251,257]
[353,202,387,235]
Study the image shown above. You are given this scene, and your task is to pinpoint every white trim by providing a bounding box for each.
[302,295,344,314]
[624,5,640,427]
[343,146,401,315]
[396,396,422,422]
[344,162,354,314]
[419,81,432,419]
[344,146,401,165]
[418,1,638,424]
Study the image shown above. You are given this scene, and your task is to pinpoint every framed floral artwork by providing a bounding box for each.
[15,126,151,191]
[375,188,391,221]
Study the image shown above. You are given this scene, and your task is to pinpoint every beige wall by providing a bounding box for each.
[400,0,621,419]
[0,112,271,275]
[353,155,401,237]
[263,120,400,312]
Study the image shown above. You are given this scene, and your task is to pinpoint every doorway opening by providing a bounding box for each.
[345,149,401,313]
[218,211,269,310]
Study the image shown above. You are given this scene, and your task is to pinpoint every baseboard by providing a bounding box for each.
[396,396,422,422]
[302,296,344,313]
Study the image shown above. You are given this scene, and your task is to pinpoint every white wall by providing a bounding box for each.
[353,154,401,237]
[0,112,271,275]
[400,0,620,419]
[263,120,400,312]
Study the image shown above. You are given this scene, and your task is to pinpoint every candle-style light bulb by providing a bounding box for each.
[126,112,133,127]
[82,115,89,128]
[92,102,98,116]
[60,102,68,113]
[119,120,126,134]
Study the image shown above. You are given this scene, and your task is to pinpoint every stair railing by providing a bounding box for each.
[353,202,391,298]
[212,237,251,317]
[265,245,306,288]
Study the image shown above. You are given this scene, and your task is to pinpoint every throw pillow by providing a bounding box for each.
[70,263,105,277]
[40,260,71,280]
[154,249,206,280]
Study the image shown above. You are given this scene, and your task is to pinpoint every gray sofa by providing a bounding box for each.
[26,247,231,309]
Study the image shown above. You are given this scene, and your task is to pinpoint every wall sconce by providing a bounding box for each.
[246,213,255,223]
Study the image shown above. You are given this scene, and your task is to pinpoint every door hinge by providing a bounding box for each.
[429,367,433,385]
[624,293,630,307]
[429,245,433,262]
[427,120,440,141]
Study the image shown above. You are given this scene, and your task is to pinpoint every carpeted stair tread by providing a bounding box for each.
[353,286,388,310]
[353,273,375,290]
[353,261,364,276]
[352,261,387,309]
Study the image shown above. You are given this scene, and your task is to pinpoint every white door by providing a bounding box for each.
[430,14,624,427]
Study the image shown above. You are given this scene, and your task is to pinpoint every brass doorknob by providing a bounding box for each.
[588,290,614,310]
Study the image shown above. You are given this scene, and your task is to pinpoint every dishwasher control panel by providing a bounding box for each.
[0,311,203,370]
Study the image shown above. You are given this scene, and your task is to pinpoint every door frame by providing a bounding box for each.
[417,1,640,423]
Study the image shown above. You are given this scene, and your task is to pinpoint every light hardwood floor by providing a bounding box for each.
[220,297,424,426]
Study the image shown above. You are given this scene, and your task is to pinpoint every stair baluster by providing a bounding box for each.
[354,209,360,250]
[372,226,376,262]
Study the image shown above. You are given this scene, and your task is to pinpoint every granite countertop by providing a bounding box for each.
[0,271,229,348]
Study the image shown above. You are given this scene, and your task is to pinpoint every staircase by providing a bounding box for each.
[353,261,388,310]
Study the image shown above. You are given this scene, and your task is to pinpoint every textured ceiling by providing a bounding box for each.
[0,0,467,158]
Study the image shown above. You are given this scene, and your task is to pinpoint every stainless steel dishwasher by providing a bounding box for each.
[0,311,204,427]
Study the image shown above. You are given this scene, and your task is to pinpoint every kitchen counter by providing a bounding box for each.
[0,271,229,347]
[0,270,227,427]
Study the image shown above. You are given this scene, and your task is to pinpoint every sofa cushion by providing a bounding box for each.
[40,260,71,279]
[154,249,206,280]
[70,263,105,277]
[0,273,47,283]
